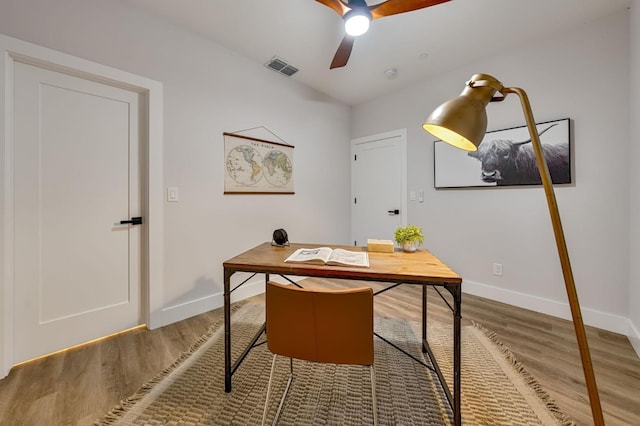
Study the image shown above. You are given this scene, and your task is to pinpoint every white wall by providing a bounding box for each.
[353,10,633,335]
[0,0,352,329]
[629,0,640,355]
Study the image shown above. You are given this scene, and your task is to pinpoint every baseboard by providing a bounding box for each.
[154,280,261,328]
[154,276,639,358]
[154,275,303,329]
[462,279,630,335]
[0,361,7,380]
[629,319,640,358]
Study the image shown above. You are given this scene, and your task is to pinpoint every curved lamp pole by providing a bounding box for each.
[423,74,604,425]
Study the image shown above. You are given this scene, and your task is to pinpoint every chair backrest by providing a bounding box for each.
[265,281,374,366]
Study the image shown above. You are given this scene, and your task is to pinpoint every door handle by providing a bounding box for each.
[387,209,400,215]
[120,217,143,225]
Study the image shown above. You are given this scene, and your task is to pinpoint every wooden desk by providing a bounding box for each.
[223,242,463,425]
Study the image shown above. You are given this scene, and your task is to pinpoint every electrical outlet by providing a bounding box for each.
[493,263,503,276]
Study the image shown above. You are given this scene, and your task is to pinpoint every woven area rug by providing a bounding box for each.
[97,303,574,425]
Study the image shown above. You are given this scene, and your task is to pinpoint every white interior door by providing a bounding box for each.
[351,129,407,247]
[12,61,142,363]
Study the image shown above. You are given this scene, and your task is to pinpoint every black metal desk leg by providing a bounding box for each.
[422,284,428,353]
[452,285,462,426]
[224,268,233,392]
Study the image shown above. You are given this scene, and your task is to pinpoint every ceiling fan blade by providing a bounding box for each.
[315,0,350,17]
[330,35,355,69]
[369,0,451,20]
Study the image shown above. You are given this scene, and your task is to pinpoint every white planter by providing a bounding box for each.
[402,242,417,253]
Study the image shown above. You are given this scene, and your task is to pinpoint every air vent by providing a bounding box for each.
[265,56,299,77]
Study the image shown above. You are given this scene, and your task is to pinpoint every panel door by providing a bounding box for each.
[351,130,407,247]
[13,61,142,363]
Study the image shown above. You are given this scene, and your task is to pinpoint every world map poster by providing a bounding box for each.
[223,132,294,194]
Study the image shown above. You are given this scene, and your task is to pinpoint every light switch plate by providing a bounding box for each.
[167,186,179,202]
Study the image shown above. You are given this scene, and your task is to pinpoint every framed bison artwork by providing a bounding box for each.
[433,118,571,188]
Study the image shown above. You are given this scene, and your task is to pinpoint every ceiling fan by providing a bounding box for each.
[316,0,452,69]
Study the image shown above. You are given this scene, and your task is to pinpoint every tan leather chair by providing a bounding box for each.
[262,281,377,426]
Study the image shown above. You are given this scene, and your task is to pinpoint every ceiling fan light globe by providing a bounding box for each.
[345,13,370,36]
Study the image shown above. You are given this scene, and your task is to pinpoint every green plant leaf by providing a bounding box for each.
[394,224,424,245]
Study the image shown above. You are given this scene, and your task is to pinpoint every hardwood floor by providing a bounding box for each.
[0,279,638,425]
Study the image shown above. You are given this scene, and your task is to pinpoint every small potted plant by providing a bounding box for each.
[394,224,424,253]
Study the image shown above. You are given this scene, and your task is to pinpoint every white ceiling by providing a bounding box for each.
[123,0,630,105]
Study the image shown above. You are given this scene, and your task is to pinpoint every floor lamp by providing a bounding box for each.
[422,73,605,425]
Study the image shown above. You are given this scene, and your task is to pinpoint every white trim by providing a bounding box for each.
[157,279,265,328]
[0,33,163,378]
[629,318,640,358]
[463,279,631,335]
[153,274,303,328]
[146,73,164,330]
[1,48,15,379]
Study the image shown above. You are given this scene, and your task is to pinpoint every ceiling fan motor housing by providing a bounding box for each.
[320,0,451,69]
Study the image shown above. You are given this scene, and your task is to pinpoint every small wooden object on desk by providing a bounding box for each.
[367,239,395,253]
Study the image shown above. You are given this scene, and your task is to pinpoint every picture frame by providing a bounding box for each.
[433,118,571,189]
[224,132,294,194]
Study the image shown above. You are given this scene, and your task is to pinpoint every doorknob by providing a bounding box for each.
[387,209,400,215]
[120,217,143,225]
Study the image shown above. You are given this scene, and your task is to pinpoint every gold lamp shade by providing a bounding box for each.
[422,73,502,151]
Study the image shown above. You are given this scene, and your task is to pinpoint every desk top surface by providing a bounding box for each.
[223,242,462,285]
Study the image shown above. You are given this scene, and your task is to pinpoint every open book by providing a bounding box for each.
[284,247,370,268]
